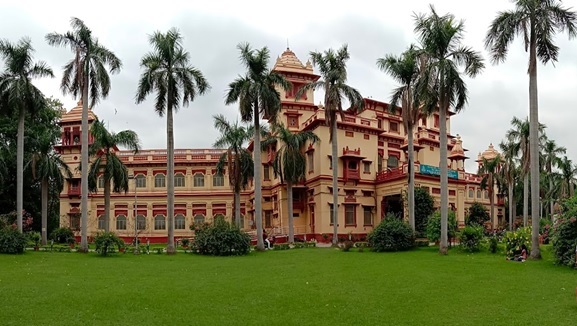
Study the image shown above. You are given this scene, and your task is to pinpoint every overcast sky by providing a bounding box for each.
[1,0,576,172]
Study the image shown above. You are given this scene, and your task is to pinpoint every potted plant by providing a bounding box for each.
[181,238,190,248]
[29,231,41,251]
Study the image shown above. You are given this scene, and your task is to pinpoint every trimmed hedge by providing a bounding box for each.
[368,216,415,252]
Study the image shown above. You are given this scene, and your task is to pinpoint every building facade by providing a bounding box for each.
[57,48,503,243]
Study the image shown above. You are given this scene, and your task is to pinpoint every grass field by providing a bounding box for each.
[0,246,575,325]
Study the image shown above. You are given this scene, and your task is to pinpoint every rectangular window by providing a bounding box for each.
[377,155,383,173]
[389,121,398,132]
[135,174,146,188]
[213,173,224,187]
[363,161,371,173]
[363,206,373,226]
[328,156,332,170]
[98,176,105,189]
[265,210,272,228]
[307,152,314,172]
[329,204,336,225]
[345,131,354,137]
[263,165,270,181]
[345,205,356,226]
[434,115,439,128]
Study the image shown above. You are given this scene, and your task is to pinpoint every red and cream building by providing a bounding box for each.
[57,48,503,243]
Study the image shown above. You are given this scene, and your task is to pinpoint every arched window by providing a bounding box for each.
[135,174,146,188]
[193,173,205,187]
[174,173,185,187]
[468,189,474,198]
[239,214,245,229]
[175,214,185,229]
[194,214,205,224]
[213,173,224,187]
[387,156,399,168]
[98,176,105,189]
[98,215,105,230]
[213,213,225,221]
[155,174,166,188]
[137,215,146,230]
[484,191,489,199]
[116,215,126,230]
[477,190,481,198]
[154,214,166,230]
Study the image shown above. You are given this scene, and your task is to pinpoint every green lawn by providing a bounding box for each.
[0,247,575,325]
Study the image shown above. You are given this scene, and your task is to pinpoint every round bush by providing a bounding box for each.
[94,232,125,256]
[193,217,251,256]
[551,216,577,267]
[0,227,27,254]
[367,216,415,252]
[426,211,458,243]
[458,226,483,252]
[50,227,74,244]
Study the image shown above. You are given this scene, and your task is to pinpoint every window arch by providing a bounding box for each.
[116,215,126,230]
[175,214,185,229]
[155,174,166,188]
[213,173,224,187]
[387,156,399,168]
[174,173,185,187]
[484,191,489,199]
[154,214,166,230]
[193,173,205,187]
[477,190,481,198]
[468,189,474,198]
[194,214,205,224]
[97,176,105,189]
[97,215,105,230]
[137,215,146,230]
[135,174,146,188]
[213,213,225,220]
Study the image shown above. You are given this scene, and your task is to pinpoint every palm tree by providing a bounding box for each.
[136,28,209,254]
[499,140,519,231]
[413,5,485,254]
[296,45,364,246]
[541,139,566,217]
[46,17,122,252]
[0,37,54,232]
[213,114,255,227]
[225,43,290,251]
[87,119,140,232]
[30,133,72,244]
[377,45,428,231]
[478,154,502,229]
[263,123,319,243]
[558,156,576,198]
[485,0,576,259]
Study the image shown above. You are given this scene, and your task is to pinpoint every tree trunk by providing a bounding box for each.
[508,183,513,231]
[523,173,528,227]
[407,123,415,232]
[234,191,241,228]
[253,105,264,251]
[287,182,294,243]
[104,177,111,232]
[331,120,339,246]
[490,187,495,229]
[80,76,89,253]
[41,178,48,245]
[439,105,448,255]
[16,107,24,232]
[549,174,554,218]
[528,33,541,259]
[166,105,175,254]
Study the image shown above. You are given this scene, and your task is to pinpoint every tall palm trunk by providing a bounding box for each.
[439,104,448,255]
[407,124,415,232]
[287,181,294,243]
[523,173,528,226]
[234,190,241,228]
[508,183,513,231]
[16,107,24,232]
[41,178,48,245]
[528,35,541,259]
[489,185,495,228]
[80,75,89,252]
[103,177,111,232]
[331,120,339,246]
[166,104,175,254]
[549,176,554,218]
[253,105,264,251]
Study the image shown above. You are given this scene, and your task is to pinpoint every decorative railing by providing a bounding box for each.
[342,146,361,156]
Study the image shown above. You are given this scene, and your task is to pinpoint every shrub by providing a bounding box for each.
[50,227,74,244]
[341,240,354,252]
[539,218,552,244]
[458,226,483,252]
[0,211,34,232]
[503,227,531,259]
[0,228,27,254]
[488,236,498,254]
[94,232,124,256]
[414,187,435,238]
[28,231,41,247]
[367,215,415,252]
[551,216,577,267]
[180,238,190,247]
[466,202,490,227]
[426,211,458,243]
[193,217,251,256]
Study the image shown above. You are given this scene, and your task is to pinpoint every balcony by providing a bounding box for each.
[68,187,80,196]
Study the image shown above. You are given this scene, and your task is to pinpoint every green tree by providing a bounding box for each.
[87,119,140,232]
[136,28,209,254]
[213,114,255,227]
[485,0,576,259]
[414,5,485,254]
[466,202,490,227]
[0,37,54,232]
[46,17,122,252]
[414,187,434,237]
[225,43,290,251]
[263,123,319,243]
[558,156,576,198]
[499,140,520,230]
[478,154,501,228]
[541,139,566,217]
[377,45,428,232]
[296,45,364,246]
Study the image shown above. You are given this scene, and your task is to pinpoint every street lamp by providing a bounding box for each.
[128,174,138,254]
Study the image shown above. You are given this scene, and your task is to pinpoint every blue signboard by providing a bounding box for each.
[419,164,458,179]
